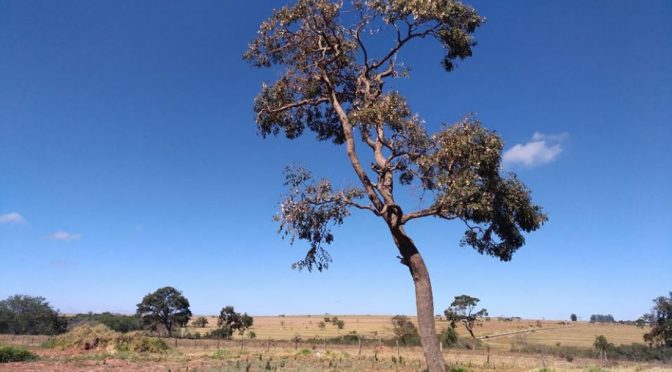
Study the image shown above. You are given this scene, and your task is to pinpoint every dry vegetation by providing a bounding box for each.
[1,316,665,371]
[189,315,647,348]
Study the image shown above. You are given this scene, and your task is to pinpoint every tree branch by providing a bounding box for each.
[323,73,384,212]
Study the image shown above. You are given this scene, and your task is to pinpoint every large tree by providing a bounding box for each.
[0,295,67,335]
[245,1,546,370]
[136,287,191,338]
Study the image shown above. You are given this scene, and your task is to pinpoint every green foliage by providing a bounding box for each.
[593,335,610,352]
[439,327,458,347]
[192,316,209,328]
[136,287,191,337]
[449,368,469,372]
[512,338,672,363]
[207,327,232,339]
[247,0,545,273]
[217,306,253,338]
[68,312,141,333]
[305,331,363,345]
[391,315,421,346]
[570,313,578,322]
[0,345,37,363]
[640,291,672,347]
[0,295,68,335]
[210,348,230,359]
[444,295,487,338]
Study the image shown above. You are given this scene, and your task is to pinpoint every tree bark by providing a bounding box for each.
[391,226,446,372]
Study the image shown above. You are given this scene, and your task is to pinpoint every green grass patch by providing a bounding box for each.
[0,345,38,363]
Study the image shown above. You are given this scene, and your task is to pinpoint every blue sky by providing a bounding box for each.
[1,0,670,320]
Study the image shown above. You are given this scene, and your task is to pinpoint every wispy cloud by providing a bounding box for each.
[47,231,82,241]
[503,132,568,167]
[0,212,26,225]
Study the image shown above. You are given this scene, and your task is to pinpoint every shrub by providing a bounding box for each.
[449,367,469,372]
[297,348,311,356]
[0,345,37,363]
[211,349,230,359]
[440,327,458,347]
[206,327,232,339]
[191,316,209,328]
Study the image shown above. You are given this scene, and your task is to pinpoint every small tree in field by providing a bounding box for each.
[444,295,487,339]
[570,313,577,322]
[391,315,420,346]
[136,287,191,338]
[245,1,546,370]
[593,335,610,362]
[217,306,253,339]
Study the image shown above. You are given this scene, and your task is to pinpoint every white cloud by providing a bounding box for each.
[531,132,569,142]
[503,132,567,167]
[47,231,82,241]
[0,212,26,225]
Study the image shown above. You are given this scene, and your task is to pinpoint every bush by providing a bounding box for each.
[440,327,458,347]
[0,345,37,363]
[206,327,233,339]
[191,316,209,328]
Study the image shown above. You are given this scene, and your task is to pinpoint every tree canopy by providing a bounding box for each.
[640,291,672,347]
[246,0,546,272]
[136,287,192,337]
[0,295,67,335]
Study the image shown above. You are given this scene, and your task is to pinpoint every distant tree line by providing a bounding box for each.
[0,287,254,340]
[68,312,142,333]
[590,314,615,323]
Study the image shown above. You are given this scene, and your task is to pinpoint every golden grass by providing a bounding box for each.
[188,315,648,349]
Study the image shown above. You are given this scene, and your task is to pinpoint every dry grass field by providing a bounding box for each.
[0,317,666,371]
[189,315,647,349]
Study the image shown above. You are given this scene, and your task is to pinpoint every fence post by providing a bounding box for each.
[358,338,362,355]
[396,340,399,357]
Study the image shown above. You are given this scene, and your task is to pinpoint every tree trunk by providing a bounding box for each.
[391,226,446,372]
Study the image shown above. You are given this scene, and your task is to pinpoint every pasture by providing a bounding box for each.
[1,316,666,371]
